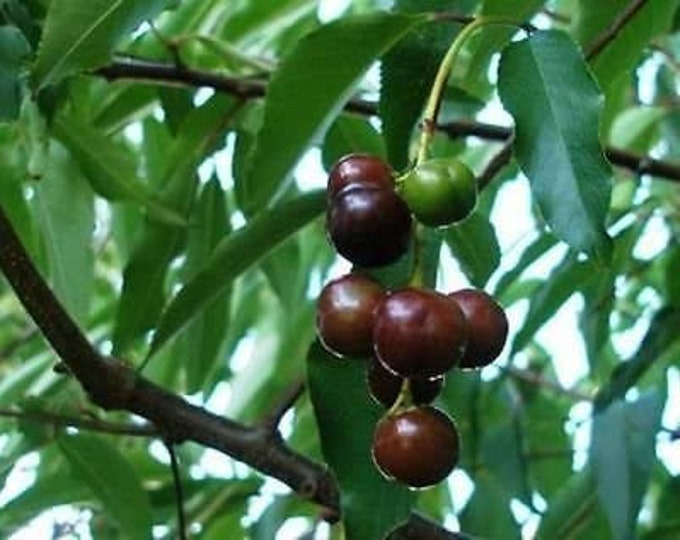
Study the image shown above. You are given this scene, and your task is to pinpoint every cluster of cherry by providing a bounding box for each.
[317,154,508,488]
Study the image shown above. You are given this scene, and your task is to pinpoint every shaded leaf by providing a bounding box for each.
[0,25,31,122]
[591,390,665,540]
[243,12,426,212]
[443,210,500,288]
[459,473,519,539]
[149,190,326,357]
[57,432,152,540]
[307,341,415,540]
[32,0,173,89]
[498,30,613,259]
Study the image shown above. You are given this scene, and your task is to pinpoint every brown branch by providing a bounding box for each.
[0,407,158,437]
[585,0,650,61]
[0,203,339,515]
[92,58,680,184]
[259,379,306,430]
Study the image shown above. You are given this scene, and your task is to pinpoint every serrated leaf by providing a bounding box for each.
[443,211,500,288]
[33,142,94,324]
[52,113,185,226]
[148,190,326,358]
[380,0,459,169]
[498,30,613,259]
[243,12,426,212]
[591,390,665,540]
[57,432,152,540]
[512,255,596,354]
[31,0,173,89]
[307,341,415,539]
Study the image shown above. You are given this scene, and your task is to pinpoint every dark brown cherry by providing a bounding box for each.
[327,154,394,200]
[326,184,412,268]
[316,273,385,358]
[367,357,443,408]
[448,288,508,368]
[372,406,460,488]
[373,288,468,378]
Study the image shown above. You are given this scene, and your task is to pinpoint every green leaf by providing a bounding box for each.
[536,468,606,540]
[594,307,680,412]
[498,30,613,259]
[0,25,31,122]
[31,0,173,89]
[459,0,544,98]
[52,113,185,226]
[174,178,230,393]
[113,96,232,354]
[33,142,94,324]
[609,106,666,154]
[572,0,679,92]
[307,341,415,539]
[148,190,326,357]
[243,12,426,212]
[590,390,665,540]
[443,210,500,288]
[321,113,386,170]
[57,432,152,540]
[459,472,520,539]
[512,255,596,354]
[494,234,557,298]
[380,0,459,169]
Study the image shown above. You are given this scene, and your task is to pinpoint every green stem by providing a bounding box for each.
[415,16,524,165]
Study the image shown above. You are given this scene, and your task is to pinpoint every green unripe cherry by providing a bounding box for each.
[399,159,477,227]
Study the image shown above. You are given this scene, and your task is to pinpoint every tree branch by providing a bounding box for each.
[93,58,680,184]
[0,203,339,515]
[585,0,650,61]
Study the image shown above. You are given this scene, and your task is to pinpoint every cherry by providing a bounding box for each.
[327,154,394,200]
[327,184,412,268]
[373,288,467,378]
[372,406,460,488]
[399,158,477,227]
[448,289,508,368]
[316,273,385,358]
[367,357,443,407]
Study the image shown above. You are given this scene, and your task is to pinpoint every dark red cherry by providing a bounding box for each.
[326,184,412,268]
[316,273,385,357]
[367,357,443,407]
[448,289,508,368]
[327,154,394,200]
[372,406,460,488]
[373,288,467,378]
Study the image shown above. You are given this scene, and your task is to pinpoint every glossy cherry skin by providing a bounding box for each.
[327,184,412,268]
[448,288,508,368]
[399,159,477,227]
[327,154,394,200]
[367,357,443,408]
[372,406,460,488]
[373,288,468,378]
[316,273,385,358]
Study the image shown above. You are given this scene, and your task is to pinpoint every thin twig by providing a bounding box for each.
[166,441,188,540]
[477,138,515,190]
[259,379,306,431]
[585,0,650,61]
[0,407,158,437]
[92,59,680,184]
[500,365,593,401]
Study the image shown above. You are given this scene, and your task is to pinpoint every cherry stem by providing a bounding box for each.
[415,16,525,166]
[387,378,413,415]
